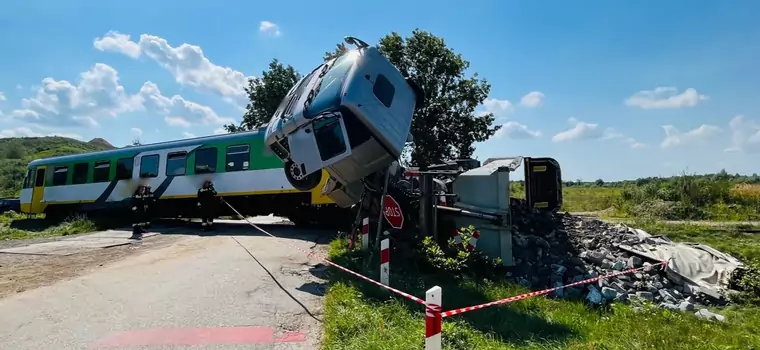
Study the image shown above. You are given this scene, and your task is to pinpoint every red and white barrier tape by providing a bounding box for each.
[223,201,425,305]
[441,260,669,317]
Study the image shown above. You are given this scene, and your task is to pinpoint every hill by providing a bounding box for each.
[0,136,115,197]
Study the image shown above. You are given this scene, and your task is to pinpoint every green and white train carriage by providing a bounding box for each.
[19,129,350,226]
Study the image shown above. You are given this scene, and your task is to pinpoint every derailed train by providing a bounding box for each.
[18,129,353,227]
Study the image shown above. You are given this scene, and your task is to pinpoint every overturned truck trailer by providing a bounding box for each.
[420,156,563,266]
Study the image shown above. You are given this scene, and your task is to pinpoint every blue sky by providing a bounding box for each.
[0,0,759,181]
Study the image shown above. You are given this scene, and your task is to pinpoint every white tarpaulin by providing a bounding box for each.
[616,227,745,297]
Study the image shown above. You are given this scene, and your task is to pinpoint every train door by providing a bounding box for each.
[523,157,563,211]
[30,166,47,213]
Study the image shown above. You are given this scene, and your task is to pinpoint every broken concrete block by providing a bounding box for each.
[601,287,619,300]
[636,291,654,302]
[694,309,726,323]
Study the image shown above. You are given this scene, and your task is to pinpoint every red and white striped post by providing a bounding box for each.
[425,286,442,350]
[451,229,464,250]
[466,230,480,252]
[361,217,369,251]
[380,238,390,285]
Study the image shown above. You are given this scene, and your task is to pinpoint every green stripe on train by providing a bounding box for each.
[27,129,286,187]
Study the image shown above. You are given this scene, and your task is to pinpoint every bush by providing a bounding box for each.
[421,225,505,280]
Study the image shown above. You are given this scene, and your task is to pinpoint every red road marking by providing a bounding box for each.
[92,326,306,348]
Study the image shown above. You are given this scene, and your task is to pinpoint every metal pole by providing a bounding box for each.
[374,167,391,249]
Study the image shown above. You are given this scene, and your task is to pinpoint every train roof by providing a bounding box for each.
[28,128,267,168]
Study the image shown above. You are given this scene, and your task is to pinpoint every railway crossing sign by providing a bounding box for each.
[382,195,404,229]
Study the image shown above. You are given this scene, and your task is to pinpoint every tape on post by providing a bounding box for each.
[361,217,369,251]
[425,286,442,350]
[380,238,390,286]
[467,230,480,252]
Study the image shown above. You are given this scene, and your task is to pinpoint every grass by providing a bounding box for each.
[0,211,100,240]
[556,183,760,221]
[321,224,760,350]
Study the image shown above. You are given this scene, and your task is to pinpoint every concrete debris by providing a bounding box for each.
[694,308,727,322]
[506,208,738,318]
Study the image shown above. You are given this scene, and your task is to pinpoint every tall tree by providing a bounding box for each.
[226,58,302,132]
[323,30,500,167]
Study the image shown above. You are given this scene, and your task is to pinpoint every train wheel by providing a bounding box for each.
[284,160,323,191]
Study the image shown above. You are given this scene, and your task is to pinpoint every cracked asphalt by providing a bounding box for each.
[0,220,334,350]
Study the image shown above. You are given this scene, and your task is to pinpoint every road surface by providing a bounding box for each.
[0,220,333,350]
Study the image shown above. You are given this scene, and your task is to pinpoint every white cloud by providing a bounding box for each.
[11,63,142,128]
[481,98,513,120]
[625,87,708,109]
[0,92,5,101]
[7,63,231,129]
[259,21,281,37]
[519,91,544,108]
[660,124,721,148]
[0,126,81,140]
[551,118,643,148]
[552,118,603,142]
[131,127,143,138]
[93,31,251,105]
[213,128,227,135]
[182,131,196,139]
[494,121,541,139]
[92,31,141,59]
[725,115,760,153]
[137,82,235,127]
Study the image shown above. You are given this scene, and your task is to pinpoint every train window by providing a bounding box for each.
[93,161,111,182]
[35,168,45,187]
[314,117,347,162]
[226,144,250,172]
[166,152,187,176]
[22,169,32,189]
[72,163,89,185]
[52,166,69,186]
[373,74,395,108]
[140,154,160,178]
[195,148,217,174]
[116,158,133,180]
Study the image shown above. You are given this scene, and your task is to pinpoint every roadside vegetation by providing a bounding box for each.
[322,221,760,350]
[0,136,115,197]
[0,136,116,240]
[0,211,103,240]
[512,170,760,221]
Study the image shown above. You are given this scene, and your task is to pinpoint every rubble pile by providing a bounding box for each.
[508,207,728,320]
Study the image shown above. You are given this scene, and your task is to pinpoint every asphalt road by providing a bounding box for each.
[0,220,333,350]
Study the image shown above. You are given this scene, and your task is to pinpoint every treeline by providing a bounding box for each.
[519,169,760,188]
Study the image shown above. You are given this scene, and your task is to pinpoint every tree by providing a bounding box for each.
[131,139,142,146]
[324,30,500,167]
[226,58,302,132]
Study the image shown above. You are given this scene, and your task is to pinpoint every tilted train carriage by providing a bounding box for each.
[18,129,352,227]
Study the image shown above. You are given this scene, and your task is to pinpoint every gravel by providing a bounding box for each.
[507,207,728,321]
